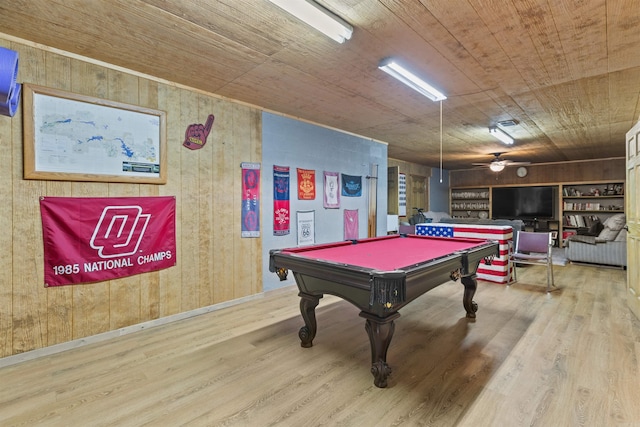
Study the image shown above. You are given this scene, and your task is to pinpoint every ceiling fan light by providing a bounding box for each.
[489,162,505,172]
[489,127,514,145]
[267,0,353,43]
[378,58,447,102]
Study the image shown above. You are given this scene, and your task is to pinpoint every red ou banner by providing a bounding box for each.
[40,196,176,287]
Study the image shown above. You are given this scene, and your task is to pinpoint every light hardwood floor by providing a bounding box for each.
[1,263,638,426]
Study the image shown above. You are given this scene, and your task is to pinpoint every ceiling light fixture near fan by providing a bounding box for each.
[489,161,506,172]
[472,153,531,173]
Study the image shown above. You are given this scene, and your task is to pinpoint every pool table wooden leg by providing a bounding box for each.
[360,311,401,388]
[461,274,479,318]
[298,292,322,348]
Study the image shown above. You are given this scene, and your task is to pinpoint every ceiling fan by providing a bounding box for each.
[472,153,531,172]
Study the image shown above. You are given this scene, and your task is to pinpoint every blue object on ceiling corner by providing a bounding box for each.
[0,47,20,117]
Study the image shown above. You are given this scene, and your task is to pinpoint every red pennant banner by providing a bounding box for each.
[40,196,176,287]
[297,168,316,200]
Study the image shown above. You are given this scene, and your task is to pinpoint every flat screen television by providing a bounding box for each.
[492,186,555,219]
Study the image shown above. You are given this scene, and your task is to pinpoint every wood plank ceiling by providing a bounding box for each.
[1,0,639,170]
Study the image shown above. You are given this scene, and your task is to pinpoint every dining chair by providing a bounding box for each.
[510,231,555,292]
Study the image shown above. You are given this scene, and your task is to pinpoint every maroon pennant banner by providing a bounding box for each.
[273,165,290,236]
[241,162,261,237]
[40,196,176,287]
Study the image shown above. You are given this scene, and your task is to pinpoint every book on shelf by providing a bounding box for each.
[564,214,599,227]
[563,201,601,211]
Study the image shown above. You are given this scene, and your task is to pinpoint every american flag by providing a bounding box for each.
[415,223,513,284]
[415,224,454,238]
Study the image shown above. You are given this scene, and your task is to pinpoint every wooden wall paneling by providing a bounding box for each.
[106,69,143,330]
[11,178,47,353]
[139,270,161,323]
[248,108,262,295]
[70,60,111,340]
[70,179,113,340]
[227,105,245,298]
[138,79,161,323]
[138,78,159,112]
[44,50,74,347]
[232,104,261,298]
[157,83,182,317]
[211,98,234,304]
[1,38,267,358]
[138,227,162,322]
[197,94,215,306]
[107,177,142,330]
[107,68,136,102]
[450,158,626,188]
[232,103,244,299]
[11,44,48,354]
[387,166,399,215]
[179,89,201,311]
[387,159,431,216]
[0,39,13,357]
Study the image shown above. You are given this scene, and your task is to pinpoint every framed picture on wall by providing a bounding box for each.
[297,210,315,246]
[23,84,167,184]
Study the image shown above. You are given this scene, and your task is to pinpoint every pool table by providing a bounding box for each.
[269,234,499,388]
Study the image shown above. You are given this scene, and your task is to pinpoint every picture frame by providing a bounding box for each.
[296,210,315,246]
[23,84,167,184]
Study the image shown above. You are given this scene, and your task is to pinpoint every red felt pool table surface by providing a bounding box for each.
[281,234,490,271]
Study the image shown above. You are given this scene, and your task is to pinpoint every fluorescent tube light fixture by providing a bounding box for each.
[267,0,353,43]
[378,59,447,102]
[489,127,514,145]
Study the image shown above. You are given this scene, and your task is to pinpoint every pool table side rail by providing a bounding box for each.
[269,241,498,317]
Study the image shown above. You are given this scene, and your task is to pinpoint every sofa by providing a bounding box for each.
[399,211,452,234]
[564,214,627,267]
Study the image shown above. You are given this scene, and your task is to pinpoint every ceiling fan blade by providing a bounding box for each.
[502,161,531,166]
[471,155,530,168]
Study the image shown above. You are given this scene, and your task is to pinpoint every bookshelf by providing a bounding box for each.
[450,188,490,219]
[561,182,624,240]
[449,182,625,247]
